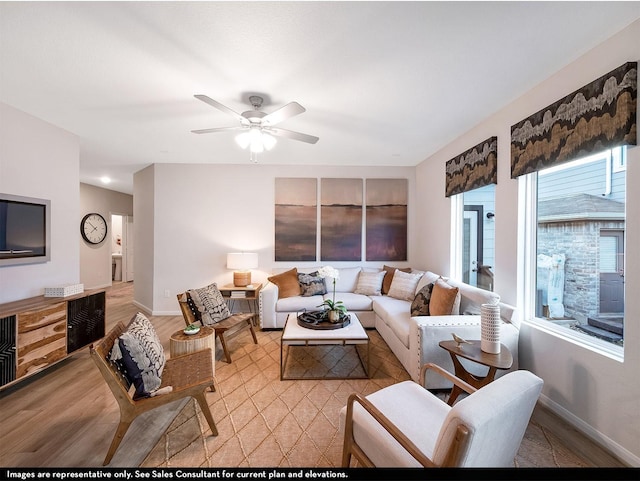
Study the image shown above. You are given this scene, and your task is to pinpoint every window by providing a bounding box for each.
[522,147,625,355]
[452,183,496,291]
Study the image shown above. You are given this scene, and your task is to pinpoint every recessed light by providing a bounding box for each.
[100,176,111,184]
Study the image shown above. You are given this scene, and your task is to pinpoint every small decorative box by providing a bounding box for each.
[44,283,85,297]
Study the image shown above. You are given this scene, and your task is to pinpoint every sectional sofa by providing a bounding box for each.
[259,266,520,389]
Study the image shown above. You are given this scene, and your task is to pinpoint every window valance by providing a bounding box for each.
[511,62,637,178]
[445,136,497,197]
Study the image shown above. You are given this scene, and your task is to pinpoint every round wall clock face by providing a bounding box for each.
[81,213,108,244]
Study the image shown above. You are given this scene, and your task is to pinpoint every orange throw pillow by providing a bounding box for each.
[382,265,411,295]
[268,268,301,299]
[429,278,460,316]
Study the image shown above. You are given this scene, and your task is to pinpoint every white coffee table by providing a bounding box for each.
[280,312,370,380]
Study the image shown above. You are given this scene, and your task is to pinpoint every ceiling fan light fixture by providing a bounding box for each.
[262,132,277,151]
[235,131,251,149]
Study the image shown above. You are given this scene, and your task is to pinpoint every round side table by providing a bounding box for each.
[170,326,216,380]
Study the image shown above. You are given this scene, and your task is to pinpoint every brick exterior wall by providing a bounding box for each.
[537,220,624,322]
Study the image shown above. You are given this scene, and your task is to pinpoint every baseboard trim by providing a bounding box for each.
[538,393,639,466]
[150,309,182,316]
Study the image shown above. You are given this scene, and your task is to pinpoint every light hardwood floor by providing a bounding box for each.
[0,282,626,467]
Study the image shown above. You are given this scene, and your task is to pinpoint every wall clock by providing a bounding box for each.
[81,213,108,245]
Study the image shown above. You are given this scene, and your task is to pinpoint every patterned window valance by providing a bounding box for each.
[511,62,637,178]
[445,136,497,197]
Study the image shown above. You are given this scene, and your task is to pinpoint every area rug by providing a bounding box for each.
[139,329,591,468]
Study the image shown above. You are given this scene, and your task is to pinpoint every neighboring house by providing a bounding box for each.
[537,153,626,343]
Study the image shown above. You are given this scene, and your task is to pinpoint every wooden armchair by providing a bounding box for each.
[177,292,258,363]
[90,320,218,466]
[340,363,543,467]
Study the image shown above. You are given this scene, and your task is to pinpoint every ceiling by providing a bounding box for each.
[1,1,639,195]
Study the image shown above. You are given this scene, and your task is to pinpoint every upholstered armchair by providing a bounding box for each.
[340,363,543,467]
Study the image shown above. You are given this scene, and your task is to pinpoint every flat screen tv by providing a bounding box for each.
[0,193,51,267]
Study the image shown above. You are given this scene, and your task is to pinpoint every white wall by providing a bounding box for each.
[134,163,416,314]
[415,20,640,464]
[0,103,80,303]
[79,182,133,289]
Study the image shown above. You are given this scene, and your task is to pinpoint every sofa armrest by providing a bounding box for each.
[259,281,279,329]
[409,315,519,388]
[499,301,520,329]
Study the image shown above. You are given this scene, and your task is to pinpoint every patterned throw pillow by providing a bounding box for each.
[411,283,434,316]
[110,312,166,400]
[387,270,424,301]
[354,270,386,296]
[188,283,231,325]
[298,271,327,296]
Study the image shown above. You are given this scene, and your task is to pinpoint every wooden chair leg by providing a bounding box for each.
[217,332,232,363]
[194,392,218,436]
[103,419,132,465]
[248,320,258,344]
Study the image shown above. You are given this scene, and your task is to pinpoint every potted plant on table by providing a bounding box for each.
[317,266,347,323]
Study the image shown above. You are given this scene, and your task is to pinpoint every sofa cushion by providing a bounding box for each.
[188,283,231,325]
[430,278,460,316]
[276,295,324,312]
[298,271,328,297]
[372,296,412,347]
[411,282,434,316]
[268,268,302,299]
[354,270,386,296]
[327,292,373,311]
[382,265,411,294]
[388,270,423,301]
[415,271,442,295]
[334,267,363,292]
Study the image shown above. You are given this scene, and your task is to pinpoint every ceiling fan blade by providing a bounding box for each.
[194,95,247,123]
[262,102,306,126]
[191,126,243,134]
[268,127,319,144]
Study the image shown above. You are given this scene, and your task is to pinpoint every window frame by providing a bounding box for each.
[519,172,624,362]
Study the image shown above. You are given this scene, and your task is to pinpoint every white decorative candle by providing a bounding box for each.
[481,299,501,354]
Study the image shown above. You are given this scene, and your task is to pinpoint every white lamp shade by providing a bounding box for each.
[226,252,258,270]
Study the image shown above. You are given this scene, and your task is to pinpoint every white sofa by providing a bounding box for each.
[259,266,520,389]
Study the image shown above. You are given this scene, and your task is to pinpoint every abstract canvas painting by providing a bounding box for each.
[274,178,317,261]
[365,178,407,261]
[321,178,362,261]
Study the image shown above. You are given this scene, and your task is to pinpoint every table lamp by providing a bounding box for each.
[227,252,258,287]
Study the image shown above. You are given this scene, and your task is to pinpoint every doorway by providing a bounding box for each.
[463,206,482,287]
[111,214,134,283]
[599,230,624,314]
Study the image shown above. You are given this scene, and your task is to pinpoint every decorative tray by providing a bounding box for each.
[297,311,350,330]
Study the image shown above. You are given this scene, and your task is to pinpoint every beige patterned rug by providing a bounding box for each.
[140,329,590,468]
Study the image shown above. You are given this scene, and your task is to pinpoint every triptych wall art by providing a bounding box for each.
[274,178,407,262]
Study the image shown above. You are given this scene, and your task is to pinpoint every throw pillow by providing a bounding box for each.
[268,268,302,299]
[387,270,424,301]
[110,312,166,400]
[411,282,434,316]
[298,271,327,296]
[354,270,386,296]
[430,278,461,316]
[188,283,231,325]
[382,265,411,294]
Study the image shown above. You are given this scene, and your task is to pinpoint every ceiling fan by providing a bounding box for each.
[192,94,319,162]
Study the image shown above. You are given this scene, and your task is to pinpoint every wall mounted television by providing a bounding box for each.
[0,193,51,267]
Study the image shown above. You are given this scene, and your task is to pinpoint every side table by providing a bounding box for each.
[438,339,513,405]
[170,326,216,389]
[219,283,263,324]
